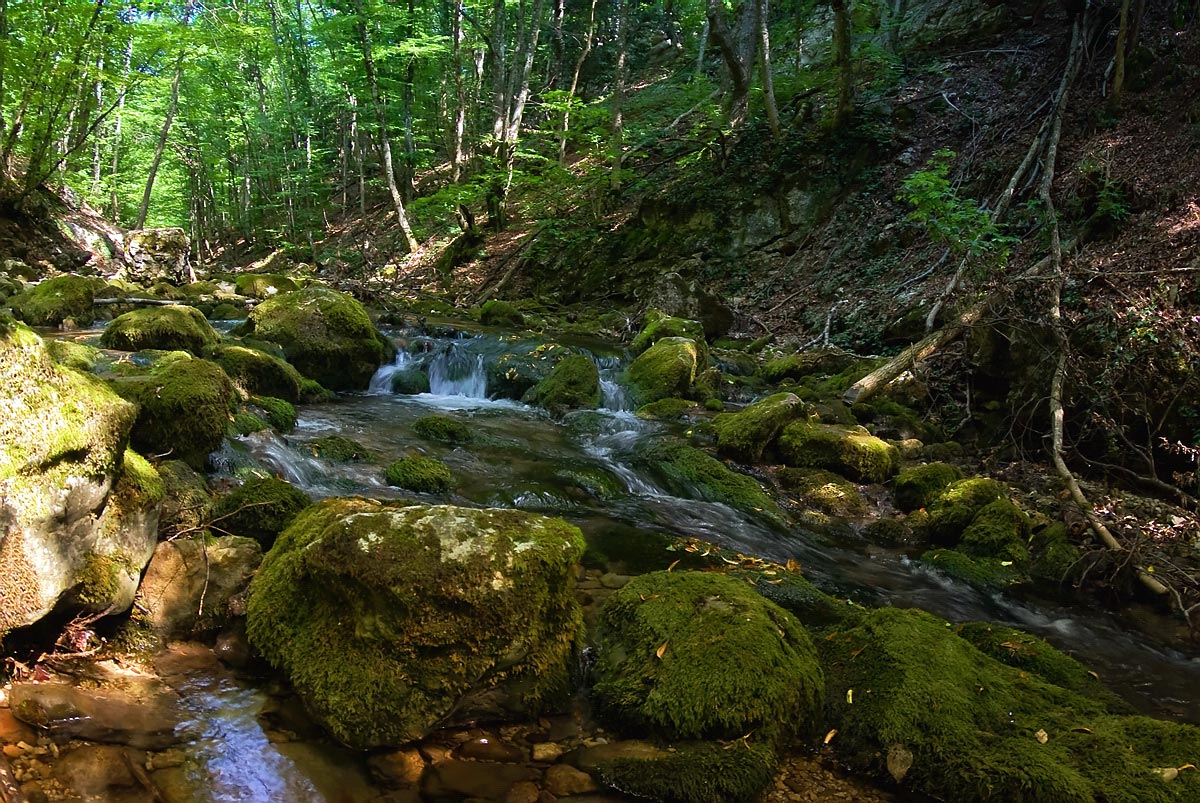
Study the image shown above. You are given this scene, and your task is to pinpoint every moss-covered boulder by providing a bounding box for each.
[759,350,857,384]
[778,422,899,483]
[918,548,1023,590]
[238,287,392,390]
[100,305,220,354]
[413,414,473,444]
[893,462,964,512]
[1030,523,1085,585]
[777,468,867,518]
[486,343,574,400]
[385,456,454,493]
[212,344,304,402]
[918,477,1008,545]
[305,435,371,462]
[958,499,1031,565]
[635,398,701,421]
[249,395,297,432]
[390,368,431,395]
[234,273,299,299]
[113,357,235,470]
[594,571,823,746]
[157,459,211,536]
[712,392,806,462]
[630,310,707,357]
[594,741,777,803]
[819,607,1200,802]
[1,319,160,635]
[209,302,245,321]
[46,339,100,372]
[625,337,701,407]
[10,275,97,326]
[211,477,311,549]
[632,440,783,524]
[246,501,586,748]
[523,354,601,415]
[479,299,525,327]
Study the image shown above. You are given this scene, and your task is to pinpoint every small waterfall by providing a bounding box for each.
[427,342,488,398]
[368,350,413,394]
[592,353,630,412]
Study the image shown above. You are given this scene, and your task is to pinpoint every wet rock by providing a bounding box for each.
[544,764,598,796]
[369,747,426,787]
[0,711,36,745]
[639,272,733,339]
[213,627,253,668]
[598,573,630,590]
[419,759,537,800]
[564,741,668,772]
[9,683,185,749]
[504,780,542,803]
[52,744,145,797]
[136,535,262,639]
[457,736,525,763]
[531,743,563,762]
[523,354,602,416]
[625,337,700,407]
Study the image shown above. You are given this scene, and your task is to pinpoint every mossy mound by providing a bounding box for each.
[594,571,824,745]
[625,337,701,407]
[212,345,304,402]
[893,462,964,512]
[113,357,235,470]
[486,343,574,400]
[238,286,392,390]
[595,741,777,803]
[46,339,100,372]
[778,422,899,483]
[100,305,220,355]
[305,435,371,462]
[958,499,1031,565]
[630,310,707,357]
[1030,523,1085,585]
[385,456,454,493]
[479,299,525,327]
[413,414,473,444]
[246,501,586,748]
[157,459,212,535]
[632,439,783,524]
[712,392,806,462]
[819,607,1200,802]
[778,468,867,517]
[918,477,1008,545]
[635,397,701,421]
[209,302,245,320]
[234,273,299,299]
[231,411,268,436]
[919,548,1023,590]
[250,396,297,432]
[390,368,431,395]
[211,477,311,549]
[759,350,856,384]
[10,275,97,326]
[732,569,858,629]
[523,354,601,415]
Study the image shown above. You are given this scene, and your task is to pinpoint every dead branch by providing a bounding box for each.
[92,297,190,306]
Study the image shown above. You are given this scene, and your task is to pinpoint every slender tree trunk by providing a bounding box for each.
[706,0,756,127]
[91,54,103,194]
[353,0,419,253]
[610,0,628,192]
[135,51,184,230]
[695,17,709,79]
[1110,0,1131,109]
[558,0,598,165]
[108,38,131,219]
[758,0,781,138]
[0,0,8,147]
[831,0,854,129]
[451,0,466,181]
[490,0,508,143]
[550,0,565,89]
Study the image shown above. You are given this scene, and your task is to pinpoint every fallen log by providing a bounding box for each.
[92,297,184,306]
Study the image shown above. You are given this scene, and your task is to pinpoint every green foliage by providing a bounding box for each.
[385,456,454,493]
[901,150,1016,265]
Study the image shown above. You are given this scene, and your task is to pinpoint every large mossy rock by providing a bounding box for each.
[625,337,701,407]
[630,310,707,358]
[210,477,311,549]
[100,305,220,354]
[1,319,162,636]
[385,456,454,493]
[486,344,574,400]
[523,354,601,415]
[778,422,899,483]
[593,741,778,803]
[479,299,525,327]
[10,275,97,326]
[123,227,190,284]
[712,392,806,462]
[210,344,305,402]
[916,477,1008,545]
[594,571,824,746]
[234,273,298,299]
[246,500,586,748]
[819,607,1200,802]
[238,287,392,390]
[893,462,963,512]
[113,357,235,470]
[632,439,783,524]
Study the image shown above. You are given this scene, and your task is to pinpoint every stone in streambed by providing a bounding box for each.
[420,760,536,800]
[9,683,184,750]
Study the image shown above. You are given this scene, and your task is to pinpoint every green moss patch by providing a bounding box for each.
[630,310,707,357]
[595,741,777,803]
[305,435,371,462]
[234,273,299,299]
[760,350,856,384]
[625,337,701,407]
[713,392,806,462]
[479,299,525,327]
[594,571,824,745]
[390,369,431,395]
[100,305,220,354]
[486,343,574,400]
[893,462,964,512]
[46,339,100,372]
[212,345,305,402]
[778,422,899,484]
[632,439,783,524]
[777,468,867,518]
[385,456,454,493]
[250,396,297,432]
[959,499,1031,566]
[413,414,473,444]
[523,354,601,415]
[636,397,701,421]
[918,477,1008,545]
[211,477,311,549]
[11,275,97,326]
[246,501,585,748]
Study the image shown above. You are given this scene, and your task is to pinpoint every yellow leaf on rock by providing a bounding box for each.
[667,559,680,572]
[786,559,801,573]
[846,689,854,704]
[656,641,668,660]
[1035,729,1049,744]
[824,729,838,745]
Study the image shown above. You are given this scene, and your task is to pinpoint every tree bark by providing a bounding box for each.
[611,0,629,191]
[558,0,598,165]
[353,0,419,253]
[831,0,854,129]
[706,0,758,127]
[451,0,466,180]
[1109,0,1131,109]
[135,50,184,230]
[758,0,781,138]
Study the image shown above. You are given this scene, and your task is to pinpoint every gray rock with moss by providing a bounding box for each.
[100,305,220,354]
[625,337,701,407]
[632,439,784,525]
[778,422,899,483]
[523,354,601,415]
[212,344,306,402]
[713,392,806,461]
[246,500,586,748]
[1,319,163,636]
[10,274,99,326]
[136,535,262,639]
[236,286,393,390]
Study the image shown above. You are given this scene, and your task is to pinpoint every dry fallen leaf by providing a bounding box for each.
[656,641,668,659]
[846,689,854,704]
[786,559,801,573]
[1035,729,1049,744]
[1154,767,1179,782]
[667,559,680,572]
[823,729,838,745]
[887,744,914,783]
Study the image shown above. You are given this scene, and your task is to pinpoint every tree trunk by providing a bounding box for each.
[706,0,758,127]
[611,0,629,192]
[0,0,7,146]
[758,0,781,138]
[353,0,419,253]
[831,0,854,129]
[558,0,598,165]
[1109,0,1131,109]
[451,0,466,180]
[695,17,709,79]
[490,0,508,143]
[135,51,184,230]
